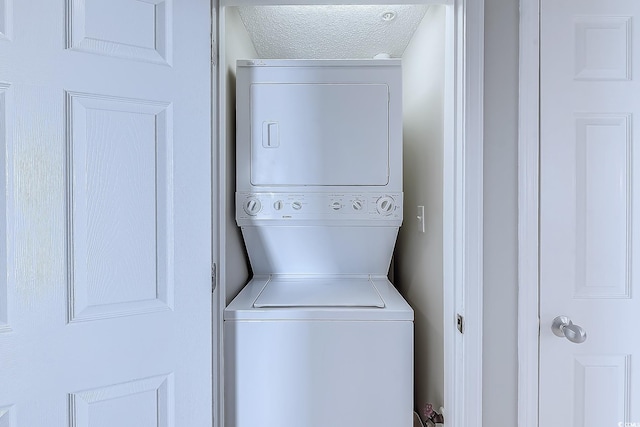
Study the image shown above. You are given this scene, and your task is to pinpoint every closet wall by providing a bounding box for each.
[223,8,256,304]
[395,4,446,412]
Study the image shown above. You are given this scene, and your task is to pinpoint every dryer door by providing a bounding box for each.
[250,82,390,186]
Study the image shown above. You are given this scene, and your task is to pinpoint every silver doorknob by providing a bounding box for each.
[552,315,587,344]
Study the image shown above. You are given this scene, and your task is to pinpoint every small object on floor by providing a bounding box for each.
[422,403,445,426]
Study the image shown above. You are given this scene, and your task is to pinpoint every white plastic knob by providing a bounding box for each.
[243,198,262,216]
[376,196,396,216]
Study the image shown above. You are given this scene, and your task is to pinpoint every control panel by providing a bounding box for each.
[236,192,403,223]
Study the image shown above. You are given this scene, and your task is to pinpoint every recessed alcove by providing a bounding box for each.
[219,1,450,417]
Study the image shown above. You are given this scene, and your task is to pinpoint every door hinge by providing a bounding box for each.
[211,263,217,293]
[456,314,464,334]
[210,4,218,67]
[211,37,218,66]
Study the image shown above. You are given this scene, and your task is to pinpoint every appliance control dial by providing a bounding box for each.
[291,201,302,210]
[376,196,396,216]
[352,199,364,211]
[273,200,283,210]
[244,198,262,216]
[331,201,342,211]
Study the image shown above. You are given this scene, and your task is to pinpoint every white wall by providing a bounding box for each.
[483,0,519,426]
[223,7,258,304]
[395,5,446,415]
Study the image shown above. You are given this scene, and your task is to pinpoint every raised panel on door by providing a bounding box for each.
[573,16,631,81]
[572,355,631,426]
[0,405,16,427]
[69,374,174,427]
[540,0,640,425]
[0,0,12,41]
[66,0,172,64]
[66,92,174,322]
[0,0,213,425]
[573,114,631,299]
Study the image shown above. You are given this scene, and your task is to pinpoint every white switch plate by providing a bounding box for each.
[417,205,425,233]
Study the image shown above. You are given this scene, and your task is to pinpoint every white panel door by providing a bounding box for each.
[540,0,639,425]
[0,1,213,426]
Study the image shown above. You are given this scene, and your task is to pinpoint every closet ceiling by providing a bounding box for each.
[237,5,429,59]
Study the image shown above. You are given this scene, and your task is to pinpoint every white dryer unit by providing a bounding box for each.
[235,59,402,193]
[225,59,413,427]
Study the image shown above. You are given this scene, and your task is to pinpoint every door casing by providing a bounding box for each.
[517,1,540,427]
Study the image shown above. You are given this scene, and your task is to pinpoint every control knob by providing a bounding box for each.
[291,201,302,210]
[243,198,262,216]
[376,196,396,216]
[352,199,364,211]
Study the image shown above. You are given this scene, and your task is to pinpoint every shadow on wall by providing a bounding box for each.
[393,4,446,417]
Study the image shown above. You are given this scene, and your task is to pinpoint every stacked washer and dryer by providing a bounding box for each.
[224,59,414,427]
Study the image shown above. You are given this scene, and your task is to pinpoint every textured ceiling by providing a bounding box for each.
[236,5,429,59]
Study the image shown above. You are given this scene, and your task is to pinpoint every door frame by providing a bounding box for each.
[517,1,540,426]
[445,1,484,427]
[213,1,485,427]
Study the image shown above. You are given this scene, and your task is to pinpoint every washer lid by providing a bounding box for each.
[253,277,385,308]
